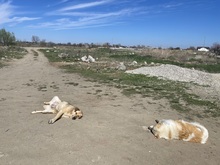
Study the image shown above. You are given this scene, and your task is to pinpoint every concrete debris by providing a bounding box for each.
[81,55,96,63]
[130,61,138,65]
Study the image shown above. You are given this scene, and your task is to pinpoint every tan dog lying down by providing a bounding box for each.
[32,96,83,124]
[147,119,209,144]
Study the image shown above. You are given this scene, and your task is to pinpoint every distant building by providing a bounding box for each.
[197,47,210,52]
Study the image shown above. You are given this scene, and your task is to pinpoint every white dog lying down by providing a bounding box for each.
[32,96,83,124]
[147,119,209,144]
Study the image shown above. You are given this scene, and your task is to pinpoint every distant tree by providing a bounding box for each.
[90,43,95,48]
[174,47,180,50]
[78,43,83,47]
[0,28,16,46]
[103,42,110,48]
[168,47,174,50]
[47,42,55,47]
[187,46,196,50]
[32,35,40,43]
[113,44,121,48]
[67,42,71,46]
[72,43,77,47]
[40,39,46,47]
[211,42,220,55]
[169,47,180,50]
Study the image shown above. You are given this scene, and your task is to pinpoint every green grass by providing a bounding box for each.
[0,46,27,60]
[109,54,220,73]
[61,63,219,117]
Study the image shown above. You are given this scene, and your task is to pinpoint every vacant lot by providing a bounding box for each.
[0,47,219,165]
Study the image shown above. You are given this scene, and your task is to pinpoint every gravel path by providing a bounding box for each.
[126,64,220,92]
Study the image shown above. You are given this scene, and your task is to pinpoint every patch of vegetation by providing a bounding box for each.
[0,46,27,60]
[40,49,63,62]
[0,46,27,68]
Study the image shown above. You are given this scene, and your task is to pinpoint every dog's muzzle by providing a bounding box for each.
[148,125,153,131]
[148,126,156,136]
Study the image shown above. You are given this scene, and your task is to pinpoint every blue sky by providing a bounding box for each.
[0,0,219,48]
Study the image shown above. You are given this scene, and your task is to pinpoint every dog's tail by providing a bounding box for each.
[192,122,209,144]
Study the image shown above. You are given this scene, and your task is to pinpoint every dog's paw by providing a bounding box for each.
[31,111,37,114]
[48,119,54,124]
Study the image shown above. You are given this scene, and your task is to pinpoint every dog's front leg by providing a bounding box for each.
[44,102,50,105]
[48,110,64,124]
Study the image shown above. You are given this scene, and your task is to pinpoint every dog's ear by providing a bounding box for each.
[155,119,159,123]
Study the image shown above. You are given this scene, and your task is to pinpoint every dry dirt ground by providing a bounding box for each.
[0,47,219,165]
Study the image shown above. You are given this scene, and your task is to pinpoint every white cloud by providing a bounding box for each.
[163,3,183,9]
[30,8,137,30]
[29,17,115,30]
[0,0,13,24]
[47,0,69,8]
[41,0,139,30]
[59,0,113,11]
[0,1,40,25]
[11,17,40,23]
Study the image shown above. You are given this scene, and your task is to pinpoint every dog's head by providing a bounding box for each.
[148,119,163,138]
[72,107,83,120]
[148,119,176,139]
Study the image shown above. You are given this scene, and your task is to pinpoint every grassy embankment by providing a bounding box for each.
[0,46,27,67]
[40,47,220,118]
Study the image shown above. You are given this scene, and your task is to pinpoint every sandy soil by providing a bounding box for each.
[0,47,219,165]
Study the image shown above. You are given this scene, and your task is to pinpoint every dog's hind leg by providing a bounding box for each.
[31,110,46,114]
[32,104,57,114]
[48,110,64,124]
[31,110,56,114]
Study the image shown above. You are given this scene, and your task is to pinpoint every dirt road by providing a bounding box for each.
[0,48,219,165]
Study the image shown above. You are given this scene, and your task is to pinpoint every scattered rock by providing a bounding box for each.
[117,62,126,70]
[58,53,69,58]
[130,61,138,65]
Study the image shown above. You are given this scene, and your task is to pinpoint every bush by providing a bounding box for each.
[0,29,16,46]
